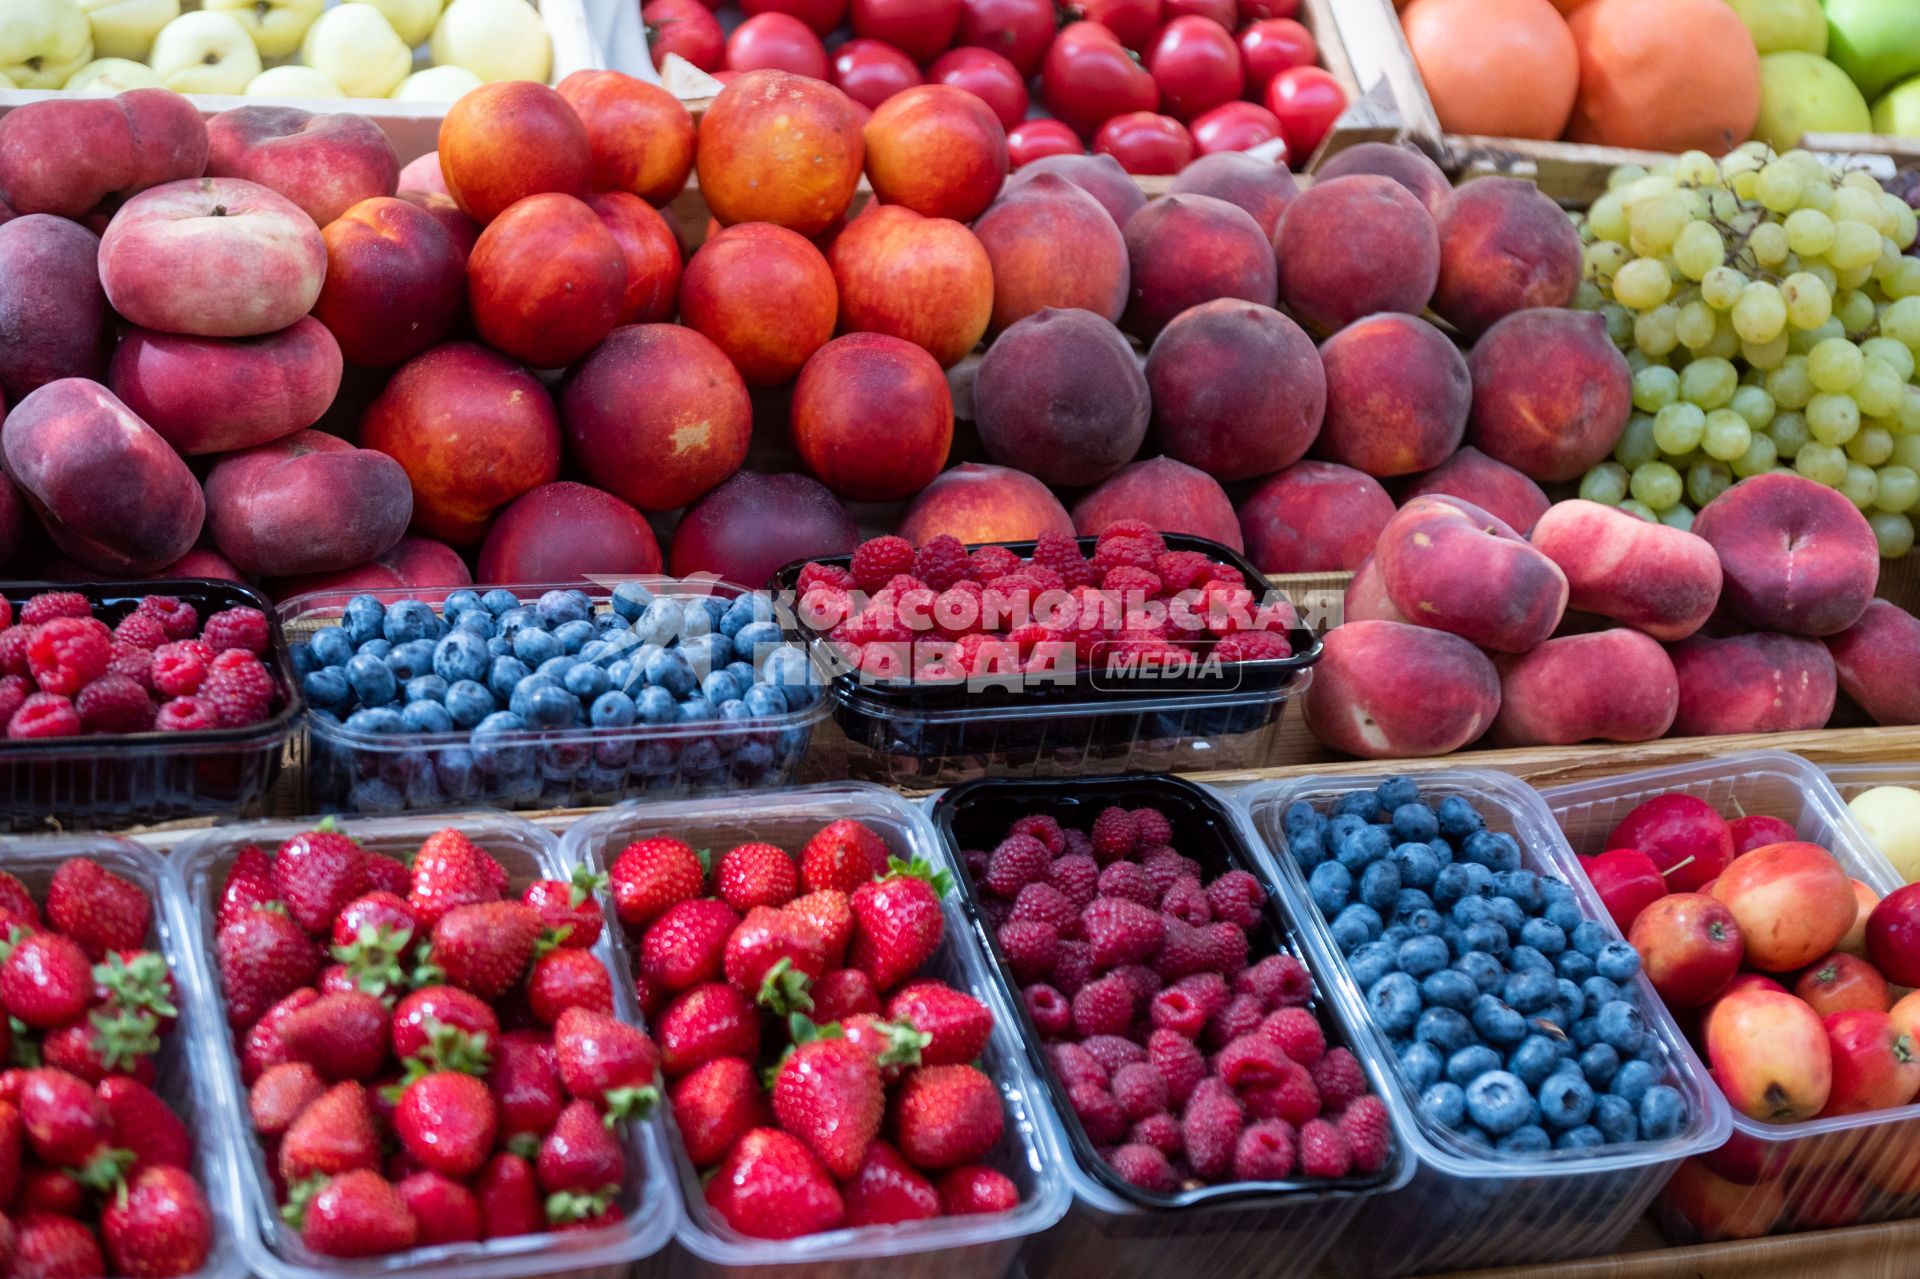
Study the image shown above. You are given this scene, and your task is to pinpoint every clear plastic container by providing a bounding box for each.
[0,833,246,1279]
[1235,770,1731,1278]
[1,578,301,832]
[1543,752,1920,1244]
[925,773,1412,1279]
[278,579,828,814]
[1824,763,1920,884]
[165,811,680,1279]
[557,784,1070,1279]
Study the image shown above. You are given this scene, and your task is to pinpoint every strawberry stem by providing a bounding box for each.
[568,865,609,909]
[601,1085,658,1125]
[544,1187,616,1224]
[756,958,814,1016]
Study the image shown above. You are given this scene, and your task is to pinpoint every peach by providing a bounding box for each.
[204,430,413,578]
[439,82,592,225]
[468,193,626,369]
[1303,619,1501,758]
[0,215,110,399]
[829,205,992,368]
[792,333,952,501]
[1145,298,1322,481]
[1527,500,1723,641]
[158,546,245,583]
[1826,599,1920,726]
[0,379,204,575]
[397,152,449,197]
[1121,194,1277,341]
[696,70,864,236]
[973,307,1146,488]
[669,469,858,587]
[1313,142,1450,214]
[1693,473,1880,637]
[399,192,479,262]
[897,462,1073,544]
[1713,842,1856,972]
[205,107,400,229]
[1669,631,1837,737]
[100,177,326,339]
[1165,151,1299,240]
[0,89,207,220]
[475,481,662,585]
[1376,495,1569,652]
[864,85,1007,222]
[1238,460,1394,573]
[1070,457,1242,551]
[0,474,24,573]
[1660,1159,1784,1242]
[1004,152,1145,230]
[1399,446,1551,536]
[361,343,563,546]
[1344,554,1406,624]
[561,324,751,513]
[973,172,1128,331]
[311,196,466,368]
[1706,987,1832,1121]
[1315,313,1468,478]
[555,70,696,206]
[1431,176,1583,337]
[1274,175,1439,335]
[1467,308,1633,483]
[107,318,342,456]
[680,223,837,386]
[585,192,683,327]
[1490,629,1678,746]
[271,534,475,603]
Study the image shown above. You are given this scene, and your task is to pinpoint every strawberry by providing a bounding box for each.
[0,932,95,1029]
[536,1100,625,1196]
[393,1170,481,1246]
[101,1166,212,1279]
[891,1064,1004,1169]
[552,1008,659,1119]
[278,1082,380,1185]
[723,907,827,1014]
[486,1036,564,1157]
[22,1168,84,1216]
[522,866,607,948]
[885,982,991,1066]
[428,902,542,1000]
[937,1165,1020,1215]
[848,858,951,992]
[273,819,369,936]
[770,1018,884,1179]
[327,893,417,1000]
[239,988,318,1085]
[715,843,798,914]
[527,949,614,1025]
[363,855,412,898]
[328,891,417,950]
[668,1056,767,1166]
[609,837,704,929]
[840,1014,929,1084]
[0,1098,23,1207]
[785,890,853,969]
[638,898,738,993]
[13,1211,105,1279]
[407,829,506,930]
[811,968,879,1022]
[0,874,40,928]
[279,991,391,1082]
[20,1070,118,1169]
[704,1128,844,1240]
[45,860,149,959]
[40,1009,160,1083]
[391,987,498,1061]
[91,951,179,1033]
[800,820,891,895]
[394,1071,497,1179]
[216,905,319,1029]
[97,1077,191,1173]
[290,1169,418,1258]
[249,1062,327,1137]
[474,1153,542,1240]
[842,1140,939,1226]
[655,983,761,1078]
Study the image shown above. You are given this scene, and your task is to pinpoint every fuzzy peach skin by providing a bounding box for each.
[475,481,662,585]
[1274,175,1439,335]
[975,306,1146,488]
[1304,619,1501,758]
[972,172,1128,332]
[1314,142,1449,214]
[206,107,400,228]
[1490,629,1679,746]
[0,379,204,574]
[99,178,327,338]
[1343,554,1407,624]
[1145,298,1323,482]
[1377,495,1569,652]
[270,535,474,603]
[897,461,1073,544]
[0,215,111,400]
[1825,599,1920,726]
[204,430,413,578]
[1121,194,1278,341]
[1430,176,1582,337]
[1072,456,1242,551]
[1314,312,1468,478]
[1238,460,1395,574]
[1692,473,1880,638]
[0,89,207,220]
[1530,499,1723,642]
[1467,308,1632,483]
[1398,445,1550,536]
[1667,631,1837,737]
[1007,152,1146,231]
[108,317,342,456]
[1166,151,1299,240]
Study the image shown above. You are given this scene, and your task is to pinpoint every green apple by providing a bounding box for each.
[393,62,481,98]
[1874,74,1920,137]
[1725,0,1826,55]
[149,9,261,92]
[0,0,94,89]
[204,0,322,59]
[245,63,343,95]
[301,3,412,98]
[64,54,159,90]
[76,0,175,60]
[430,0,549,83]
[346,0,439,48]
[1754,50,1874,148]
[1826,0,1920,102]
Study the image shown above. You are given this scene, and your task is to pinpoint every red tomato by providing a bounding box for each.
[832,38,923,109]
[1238,18,1316,95]
[958,0,1057,76]
[1147,15,1243,122]
[741,0,847,36]
[851,0,964,63]
[1265,64,1345,159]
[1007,119,1084,166]
[1190,101,1282,155]
[1237,0,1297,19]
[1161,0,1234,29]
[928,47,1029,130]
[1093,111,1194,175]
[644,0,724,71]
[1068,0,1162,52]
[725,11,830,77]
[1043,20,1160,139]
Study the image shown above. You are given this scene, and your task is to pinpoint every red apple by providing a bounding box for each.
[1795,952,1891,1017]
[1841,879,1881,958]
[1605,794,1734,893]
[1700,1127,1792,1185]
[1891,990,1920,1044]
[1580,848,1666,932]
[1630,892,1742,1009]
[1729,814,1798,855]
[1820,1009,1920,1116]
[1705,988,1832,1122]
[1660,1158,1784,1242]
[1866,883,1920,988]
[1790,1173,1866,1229]
[1712,842,1857,973]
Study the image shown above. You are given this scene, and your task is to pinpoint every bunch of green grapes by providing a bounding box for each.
[1573,143,1920,558]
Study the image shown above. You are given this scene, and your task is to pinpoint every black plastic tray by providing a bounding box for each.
[928,772,1406,1211]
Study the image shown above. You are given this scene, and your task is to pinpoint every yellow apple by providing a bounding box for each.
[1754,51,1874,148]
[430,0,549,83]
[245,63,343,95]
[1851,786,1920,883]
[301,4,412,98]
[392,62,481,98]
[0,68,13,87]
[203,0,322,59]
[0,0,94,89]
[1724,0,1827,56]
[345,0,438,48]
[1874,75,1920,137]
[64,54,159,90]
[149,10,261,92]
[76,0,174,60]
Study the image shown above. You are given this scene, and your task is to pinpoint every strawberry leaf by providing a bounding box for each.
[602,1085,658,1125]
[873,1019,931,1069]
[330,923,414,998]
[884,856,954,899]
[282,1175,329,1231]
[91,952,179,1022]
[568,865,609,908]
[8,1019,37,1069]
[755,958,814,1016]
[89,1008,160,1071]
[544,1187,615,1224]
[73,1146,135,1195]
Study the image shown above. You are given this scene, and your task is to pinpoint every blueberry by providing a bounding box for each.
[1393,888,1435,921]
[1284,801,1325,838]
[565,664,611,702]
[1494,870,1542,914]
[1496,1125,1552,1154]
[432,631,491,686]
[303,667,350,708]
[488,656,531,703]
[1309,862,1352,919]
[636,686,678,725]
[1382,924,1413,948]
[1330,905,1379,954]
[1539,877,1575,908]
[1504,969,1557,1014]
[444,680,494,728]
[1395,843,1441,890]
[1638,1085,1686,1140]
[1506,1035,1561,1089]
[1376,776,1420,810]
[385,639,435,681]
[1433,864,1474,908]
[1570,920,1613,958]
[1578,1043,1620,1088]
[1455,952,1504,994]
[1464,922,1509,958]
[1359,860,1402,913]
[1461,863,1497,898]
[1581,976,1621,1011]
[762,646,817,707]
[1472,995,1527,1046]
[1463,830,1522,872]
[1570,1017,1602,1049]
[487,637,511,658]
[1556,950,1595,983]
[1436,795,1485,842]
[1328,814,1368,848]
[1415,1007,1474,1056]
[401,700,454,734]
[382,599,438,645]
[678,696,715,723]
[733,619,783,662]
[1421,969,1478,1012]
[1610,1058,1660,1105]
[631,597,681,648]
[720,591,773,637]
[1534,1070,1594,1132]
[535,589,591,627]
[344,706,404,734]
[743,684,787,718]
[1555,1125,1605,1152]
[1407,909,1445,938]
[310,627,354,668]
[1596,1001,1646,1057]
[356,639,392,661]
[1545,899,1586,934]
[702,670,743,705]
[1422,1081,1467,1128]
[1513,923,1563,963]
[1595,942,1641,982]
[405,674,448,704]
[1508,946,1554,977]
[523,684,576,728]
[1592,1093,1638,1144]
[1338,825,1393,873]
[550,619,594,655]
[1390,803,1439,845]
[481,588,520,616]
[1556,977,1587,1021]
[1487,896,1527,936]
[345,653,398,706]
[590,690,636,727]
[513,627,561,668]
[612,581,655,621]
[343,594,386,646]
[1368,972,1423,1035]
[644,649,697,699]
[1464,1070,1531,1136]
[1348,941,1398,990]
[507,675,558,718]
[1335,790,1382,823]
[1453,896,1494,930]
[1427,838,1455,867]
[1397,934,1449,979]
[1400,1040,1445,1091]
[1445,1045,1501,1088]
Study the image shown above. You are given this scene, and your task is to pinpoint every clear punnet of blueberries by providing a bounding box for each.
[1284,779,1691,1156]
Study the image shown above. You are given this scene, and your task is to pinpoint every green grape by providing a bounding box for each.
[1630,461,1684,511]
[1835,288,1877,333]
[1588,193,1630,244]
[1616,171,1671,201]
[1898,388,1920,436]
[1630,193,1691,256]
[1626,349,1654,375]
[1634,307,1681,359]
[1884,256,1920,300]
[1785,208,1837,256]
[1835,262,1877,292]
[1653,401,1707,454]
[1729,384,1777,430]
[1888,198,1920,251]
[1769,410,1812,458]
[1687,459,1733,505]
[1614,413,1660,468]
[1808,392,1862,445]
[1660,506,1696,531]
[1840,462,1879,510]
[1705,187,1743,223]
[1875,465,1920,514]
[1808,337,1865,392]
[1673,150,1719,187]
[1749,221,1791,268]
[1742,333,1792,371]
[1779,272,1833,330]
[1700,266,1746,310]
[1701,411,1753,462]
[1730,168,1762,200]
[1614,258,1673,309]
[1766,356,1814,409]
[1855,358,1906,420]
[1585,240,1631,282]
[1732,281,1787,344]
[1734,432,1779,478]
[1679,356,1738,408]
[1832,184,1885,225]
[1617,499,1658,523]
[1897,435,1920,470]
[1607,163,1649,192]
[1699,318,1742,361]
[1603,304,1634,346]
[1871,511,1916,558]
[1862,336,1916,382]
[1797,440,1850,486]
[1675,300,1718,349]
[1801,180,1837,214]
[1580,462,1630,506]
[1575,281,1607,311]
[1849,425,1895,466]
[1632,364,1680,412]
[1883,297,1920,347]
[1791,317,1846,355]
[1673,221,1725,280]
[1756,163,1803,212]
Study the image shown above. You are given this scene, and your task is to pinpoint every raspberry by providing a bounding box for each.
[1071,973,1133,1038]
[1048,1041,1108,1091]
[1007,814,1064,855]
[1207,871,1267,929]
[1045,855,1099,909]
[798,585,854,635]
[1133,808,1174,847]
[1155,919,1210,981]
[1029,531,1096,588]
[1148,1028,1206,1108]
[1149,975,1224,1039]
[1068,1084,1128,1144]
[8,692,81,738]
[1311,1048,1368,1114]
[1260,1008,1327,1067]
[1095,862,1155,908]
[1298,1119,1352,1178]
[0,675,27,727]
[1062,828,1093,860]
[27,617,112,696]
[978,897,1012,935]
[798,562,858,597]
[204,654,276,727]
[1102,566,1163,601]
[1010,882,1077,934]
[1112,964,1162,1007]
[201,607,270,656]
[1111,1062,1167,1121]
[113,611,169,651]
[1050,939,1095,995]
[1091,537,1158,576]
[137,596,198,640]
[1095,519,1163,549]
[1089,807,1139,863]
[1198,923,1250,980]
[1129,1112,1183,1157]
[850,536,914,592]
[960,848,990,883]
[1081,897,1163,967]
[1207,993,1266,1051]
[1237,954,1314,1010]
[1182,1079,1245,1179]
[1022,983,1071,1037]
[1142,849,1204,898]
[984,834,1051,899]
[107,642,155,692]
[0,626,31,677]
[1234,1120,1297,1180]
[1161,876,1211,926]
[1235,1058,1320,1126]
[1108,1143,1177,1192]
[968,545,1021,580]
[0,598,8,628]
[911,535,973,590]
[996,920,1059,983]
[1215,630,1293,663]
[883,575,929,601]
[154,696,219,732]
[19,592,90,627]
[1152,550,1216,593]
[74,675,156,734]
[1079,1034,1146,1074]
[1337,1095,1392,1173]
[151,641,213,698]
